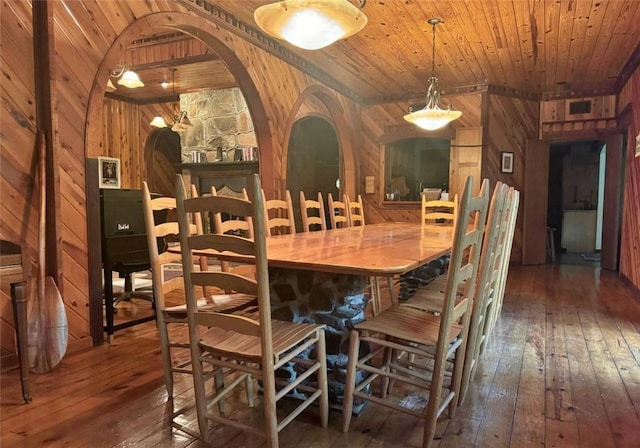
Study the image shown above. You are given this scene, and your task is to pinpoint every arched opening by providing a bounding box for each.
[144,128,182,197]
[286,116,340,230]
[85,13,274,343]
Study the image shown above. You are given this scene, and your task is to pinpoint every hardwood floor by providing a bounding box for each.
[2,264,640,447]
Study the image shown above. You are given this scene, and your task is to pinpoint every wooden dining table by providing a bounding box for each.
[204,221,454,277]
[173,221,455,410]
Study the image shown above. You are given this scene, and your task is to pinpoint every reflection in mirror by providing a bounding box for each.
[384,138,450,201]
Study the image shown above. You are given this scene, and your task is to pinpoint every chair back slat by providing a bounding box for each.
[300,191,327,232]
[328,193,349,229]
[262,189,296,236]
[345,194,365,227]
[194,312,261,337]
[422,194,458,224]
[191,271,258,295]
[176,173,273,347]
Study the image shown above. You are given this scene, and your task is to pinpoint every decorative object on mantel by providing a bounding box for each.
[254,0,367,50]
[150,68,193,132]
[404,18,462,131]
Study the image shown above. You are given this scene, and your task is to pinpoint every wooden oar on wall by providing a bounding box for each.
[27,132,68,374]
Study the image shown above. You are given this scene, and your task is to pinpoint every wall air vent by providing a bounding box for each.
[569,100,592,115]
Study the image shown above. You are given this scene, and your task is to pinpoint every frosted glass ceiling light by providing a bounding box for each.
[404,18,461,131]
[254,0,367,50]
[150,116,168,128]
[117,70,144,88]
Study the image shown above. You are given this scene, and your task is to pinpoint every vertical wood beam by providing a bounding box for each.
[601,134,624,271]
[522,139,549,265]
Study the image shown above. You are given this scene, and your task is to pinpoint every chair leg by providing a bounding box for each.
[156,314,174,399]
[190,340,210,441]
[262,360,279,448]
[381,342,393,399]
[245,373,255,407]
[316,328,329,428]
[342,329,360,433]
[214,361,225,415]
[422,352,448,448]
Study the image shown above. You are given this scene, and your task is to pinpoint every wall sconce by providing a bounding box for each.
[254,0,367,50]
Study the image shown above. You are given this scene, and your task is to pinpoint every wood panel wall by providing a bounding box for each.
[1,1,363,349]
[359,93,483,224]
[539,95,618,137]
[484,94,540,264]
[2,0,639,357]
[619,67,640,289]
[0,0,38,358]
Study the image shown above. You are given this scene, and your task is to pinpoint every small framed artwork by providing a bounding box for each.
[501,151,514,174]
[98,156,121,189]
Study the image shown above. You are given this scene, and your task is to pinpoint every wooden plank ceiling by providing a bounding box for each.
[109,0,640,105]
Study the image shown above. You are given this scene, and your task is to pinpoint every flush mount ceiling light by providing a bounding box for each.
[150,68,193,132]
[254,0,367,50]
[404,18,461,131]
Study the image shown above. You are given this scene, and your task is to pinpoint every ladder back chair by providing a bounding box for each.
[142,182,257,425]
[422,194,458,224]
[299,191,327,232]
[342,193,394,315]
[211,185,255,277]
[481,187,520,354]
[342,176,489,448]
[403,181,508,402]
[327,193,349,229]
[345,194,365,227]
[262,189,296,236]
[176,174,329,447]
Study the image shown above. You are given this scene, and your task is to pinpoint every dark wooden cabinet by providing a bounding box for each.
[181,161,259,196]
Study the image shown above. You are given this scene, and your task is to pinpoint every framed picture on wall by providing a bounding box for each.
[501,151,514,174]
[98,156,121,189]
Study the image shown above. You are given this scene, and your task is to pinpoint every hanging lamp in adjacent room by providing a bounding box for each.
[404,18,461,131]
[150,68,192,131]
[254,0,367,50]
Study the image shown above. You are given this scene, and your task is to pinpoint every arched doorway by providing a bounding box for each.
[286,116,340,230]
[85,13,274,344]
[144,128,182,197]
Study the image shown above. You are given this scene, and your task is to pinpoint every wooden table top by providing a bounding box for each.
[181,222,454,276]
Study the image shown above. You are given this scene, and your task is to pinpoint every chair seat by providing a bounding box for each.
[164,293,257,318]
[355,305,461,346]
[199,320,325,364]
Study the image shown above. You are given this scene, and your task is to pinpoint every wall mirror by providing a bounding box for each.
[384,137,450,202]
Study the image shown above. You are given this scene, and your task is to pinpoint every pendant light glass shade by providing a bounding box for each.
[117,70,144,88]
[404,18,461,131]
[106,79,117,92]
[404,76,462,131]
[150,116,168,128]
[254,0,367,50]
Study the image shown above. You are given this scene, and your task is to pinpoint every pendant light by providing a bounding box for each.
[150,68,193,131]
[117,70,144,88]
[404,18,461,131]
[254,0,367,50]
[106,66,144,91]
